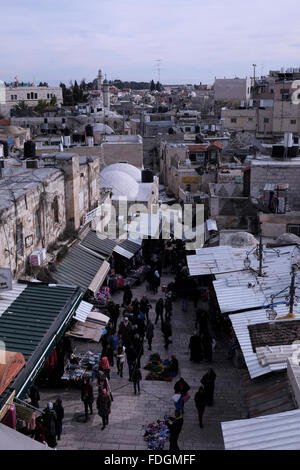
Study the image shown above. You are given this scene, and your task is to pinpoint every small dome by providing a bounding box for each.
[100,170,139,198]
[275,233,300,246]
[102,163,141,182]
[227,232,257,248]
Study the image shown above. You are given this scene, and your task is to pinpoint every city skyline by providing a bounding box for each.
[2,0,300,86]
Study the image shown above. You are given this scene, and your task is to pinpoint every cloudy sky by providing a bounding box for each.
[2,0,300,85]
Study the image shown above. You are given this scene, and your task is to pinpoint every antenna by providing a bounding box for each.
[252,64,257,86]
[155,59,162,83]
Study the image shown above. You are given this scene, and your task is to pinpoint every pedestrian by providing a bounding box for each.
[194,386,206,428]
[118,316,132,348]
[123,285,133,307]
[81,376,94,422]
[164,296,173,321]
[43,402,57,448]
[110,331,120,355]
[155,298,164,326]
[174,377,191,413]
[97,388,111,430]
[110,304,120,332]
[146,319,154,350]
[116,343,126,378]
[188,330,203,362]
[104,342,114,368]
[169,355,179,377]
[202,331,213,362]
[28,384,40,408]
[99,355,111,380]
[140,295,151,322]
[201,368,216,406]
[126,344,137,381]
[153,269,161,294]
[162,318,172,349]
[132,367,142,395]
[166,410,183,450]
[33,416,46,444]
[53,398,64,441]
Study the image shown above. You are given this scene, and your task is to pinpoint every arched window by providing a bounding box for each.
[53,196,59,223]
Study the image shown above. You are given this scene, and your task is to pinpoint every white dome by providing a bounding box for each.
[93,123,114,134]
[100,170,139,198]
[102,163,141,182]
[227,232,257,248]
[275,233,300,246]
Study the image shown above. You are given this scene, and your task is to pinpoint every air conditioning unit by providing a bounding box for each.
[26,159,39,169]
[29,248,47,266]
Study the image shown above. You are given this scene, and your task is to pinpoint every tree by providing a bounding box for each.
[156,81,162,92]
[150,80,156,91]
[60,82,73,106]
[50,95,57,106]
[34,100,48,112]
[11,101,32,117]
[72,80,81,104]
[38,82,48,87]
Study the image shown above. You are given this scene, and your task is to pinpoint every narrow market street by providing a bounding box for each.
[39,270,248,451]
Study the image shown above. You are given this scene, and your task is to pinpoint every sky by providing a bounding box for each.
[1,0,300,86]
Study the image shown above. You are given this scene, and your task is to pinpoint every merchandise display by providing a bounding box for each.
[143,420,169,450]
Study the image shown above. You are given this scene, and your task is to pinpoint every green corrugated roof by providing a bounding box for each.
[0,283,82,400]
[0,284,80,360]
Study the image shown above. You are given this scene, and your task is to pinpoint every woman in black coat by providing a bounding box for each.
[97,388,111,430]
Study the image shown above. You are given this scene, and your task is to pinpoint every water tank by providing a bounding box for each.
[141,168,153,183]
[85,124,93,137]
[26,159,39,169]
[0,140,9,158]
[24,141,36,159]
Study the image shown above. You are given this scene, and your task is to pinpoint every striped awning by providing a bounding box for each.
[73,300,94,323]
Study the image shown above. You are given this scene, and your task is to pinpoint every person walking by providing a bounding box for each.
[43,402,57,448]
[97,388,111,430]
[28,384,40,408]
[118,317,132,348]
[99,355,111,380]
[33,416,46,444]
[53,398,64,441]
[81,376,94,422]
[189,330,203,362]
[140,295,151,322]
[201,368,216,406]
[174,377,191,414]
[202,331,213,362]
[123,285,133,307]
[166,410,183,450]
[146,319,154,350]
[155,298,164,327]
[116,343,126,378]
[162,318,172,350]
[153,269,161,294]
[164,295,173,321]
[132,367,142,395]
[194,386,206,428]
[126,344,137,381]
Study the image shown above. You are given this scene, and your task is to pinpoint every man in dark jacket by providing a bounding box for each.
[81,376,94,422]
[54,398,64,440]
[146,320,154,350]
[132,367,142,394]
[166,410,183,450]
[155,298,164,326]
[201,368,216,406]
[140,295,151,322]
[162,319,172,349]
[194,386,206,428]
[43,402,57,448]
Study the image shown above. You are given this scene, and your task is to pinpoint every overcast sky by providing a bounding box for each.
[2,0,300,85]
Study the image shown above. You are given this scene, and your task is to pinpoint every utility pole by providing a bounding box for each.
[252,64,257,87]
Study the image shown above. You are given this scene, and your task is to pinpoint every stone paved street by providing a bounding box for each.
[39,272,248,450]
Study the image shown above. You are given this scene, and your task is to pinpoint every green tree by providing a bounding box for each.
[156,81,162,92]
[50,95,57,106]
[34,99,49,112]
[38,82,48,87]
[72,80,81,104]
[11,101,32,117]
[150,79,156,91]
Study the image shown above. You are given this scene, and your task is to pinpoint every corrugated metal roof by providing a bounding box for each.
[113,238,142,259]
[54,244,108,293]
[113,245,133,259]
[80,231,116,256]
[74,300,94,323]
[188,246,254,276]
[230,306,300,379]
[0,282,27,319]
[221,409,300,450]
[213,245,300,313]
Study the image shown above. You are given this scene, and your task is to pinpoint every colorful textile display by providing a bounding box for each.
[143,420,169,450]
[144,354,173,381]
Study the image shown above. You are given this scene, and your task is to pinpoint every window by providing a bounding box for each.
[31,92,34,99]
[248,117,253,121]
[14,95,17,100]
[264,118,269,123]
[35,93,37,99]
[185,127,191,132]
[27,93,30,99]
[52,196,59,223]
[35,210,41,240]
[231,118,237,123]
[47,94,50,99]
[291,119,296,125]
[16,223,23,256]
[11,95,14,101]
[287,224,300,237]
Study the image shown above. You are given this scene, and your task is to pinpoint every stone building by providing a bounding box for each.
[100,135,143,168]
[0,152,99,277]
[214,77,252,105]
[0,81,63,117]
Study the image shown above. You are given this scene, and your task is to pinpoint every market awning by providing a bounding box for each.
[80,231,117,257]
[0,423,50,450]
[54,244,109,294]
[113,245,134,259]
[73,300,94,323]
[65,311,109,342]
[88,260,110,294]
[0,351,25,395]
[113,237,142,259]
